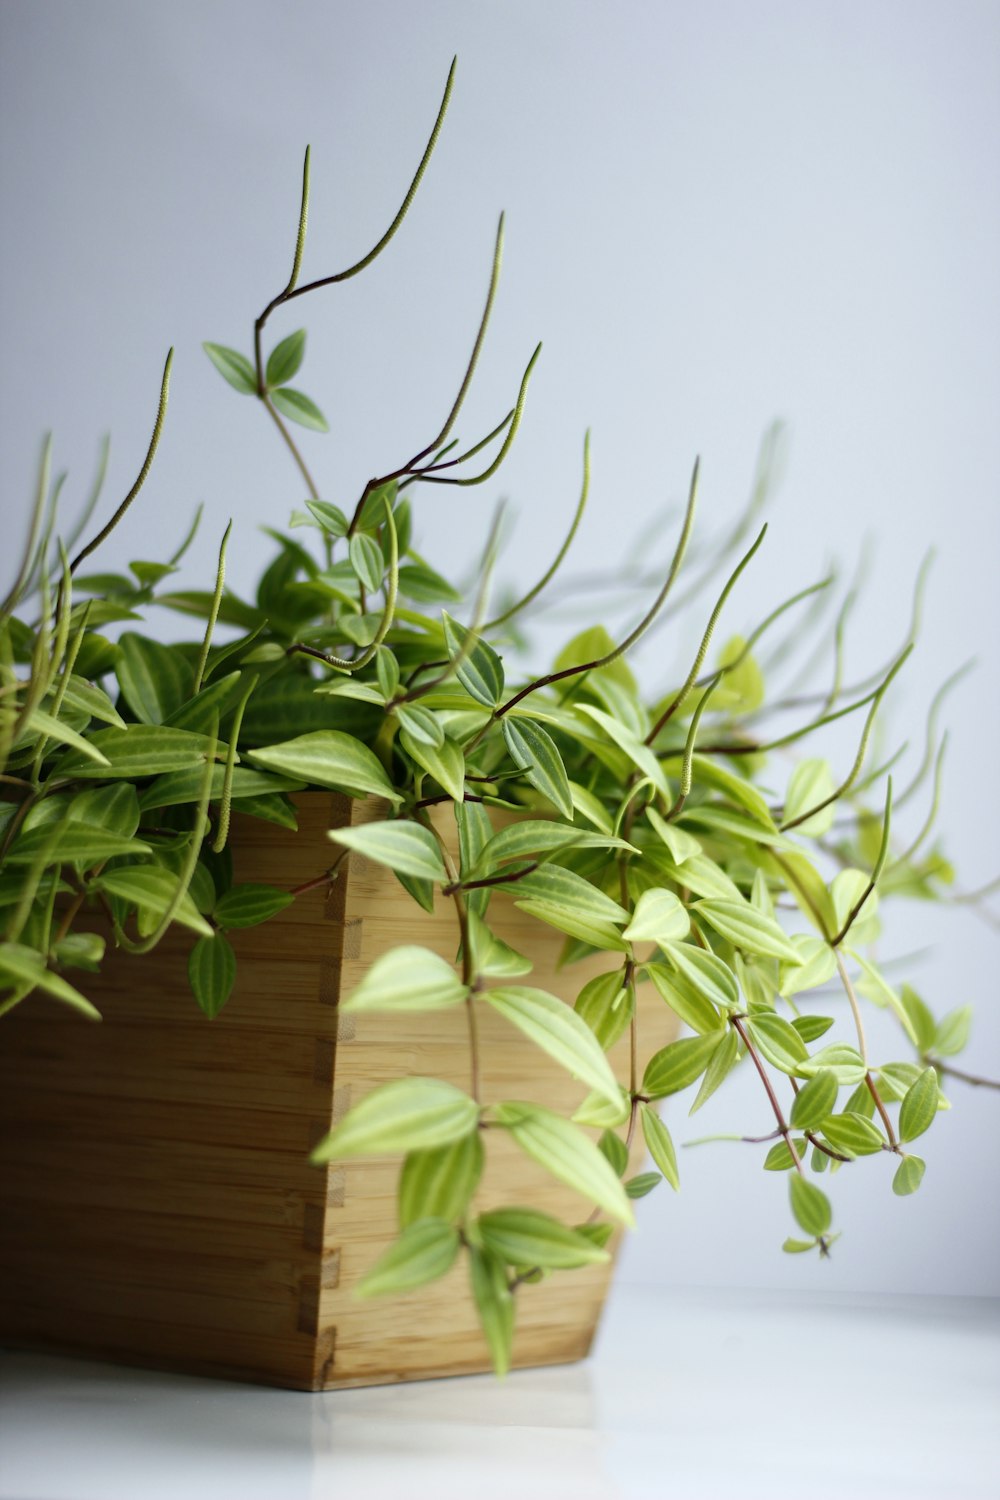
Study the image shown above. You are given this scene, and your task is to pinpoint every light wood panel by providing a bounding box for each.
[0,794,677,1389]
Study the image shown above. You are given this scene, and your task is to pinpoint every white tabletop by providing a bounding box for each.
[2,1285,997,1500]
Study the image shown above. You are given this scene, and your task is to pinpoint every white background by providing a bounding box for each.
[1,0,998,1296]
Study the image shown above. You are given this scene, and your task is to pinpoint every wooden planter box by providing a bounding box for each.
[0,793,676,1390]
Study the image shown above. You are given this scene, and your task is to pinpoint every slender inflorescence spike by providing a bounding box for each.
[119,723,219,955]
[646,521,767,744]
[1,435,52,622]
[69,349,173,577]
[288,498,399,674]
[667,675,722,822]
[491,456,700,725]
[62,434,111,561]
[289,58,455,297]
[483,430,591,632]
[283,145,311,297]
[413,213,505,463]
[169,503,205,569]
[418,342,542,489]
[694,574,833,692]
[894,660,973,812]
[193,521,232,694]
[656,422,784,628]
[213,675,259,854]
[831,777,893,946]
[893,735,948,871]
[780,646,912,831]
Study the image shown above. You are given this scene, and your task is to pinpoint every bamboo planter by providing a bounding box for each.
[0,792,677,1390]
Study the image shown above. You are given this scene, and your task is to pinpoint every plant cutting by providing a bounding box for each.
[1,58,995,1387]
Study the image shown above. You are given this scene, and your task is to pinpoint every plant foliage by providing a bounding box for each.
[2,57,995,1374]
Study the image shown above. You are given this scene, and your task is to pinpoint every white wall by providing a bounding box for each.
[2,0,997,1295]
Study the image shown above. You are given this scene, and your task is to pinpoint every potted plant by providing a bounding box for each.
[0,59,992,1390]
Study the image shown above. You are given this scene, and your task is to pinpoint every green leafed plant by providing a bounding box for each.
[2,55,996,1376]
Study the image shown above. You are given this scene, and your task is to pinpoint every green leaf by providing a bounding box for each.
[58,675,126,728]
[645,961,722,1036]
[466,912,533,978]
[645,806,701,862]
[764,1141,800,1171]
[689,1027,740,1114]
[478,1208,610,1269]
[375,647,399,700]
[71,784,141,837]
[310,1079,479,1162]
[694,900,803,963]
[642,1032,725,1099]
[398,1133,484,1229]
[688,755,777,830]
[400,729,465,803]
[24,709,110,765]
[746,1013,810,1075]
[468,1246,514,1377]
[790,1070,839,1132]
[898,1066,940,1143]
[623,888,690,945]
[494,1101,634,1225]
[572,1086,630,1128]
[0,941,101,1019]
[515,864,628,926]
[397,562,462,603]
[61,726,221,780]
[394,704,444,747]
[625,1172,661,1199]
[892,1155,926,1196]
[203,341,257,394]
[783,1237,818,1254]
[265,328,306,387]
[116,632,195,724]
[442,612,504,708]
[574,969,632,1050]
[6,823,151,867]
[165,671,242,734]
[343,945,468,1013]
[270,386,329,431]
[779,936,837,1000]
[575,703,668,796]
[212,884,294,929]
[473,819,633,874]
[789,1174,832,1237]
[598,1128,629,1176]
[96,865,214,939]
[140,764,302,811]
[640,1103,680,1190]
[783,758,836,835]
[51,931,105,972]
[514,898,628,953]
[247,731,401,802]
[791,1014,835,1044]
[658,943,740,1013]
[501,717,573,820]
[348,532,385,593]
[798,1044,867,1086]
[187,933,237,1019]
[934,1004,972,1058]
[819,1111,885,1158]
[485,985,622,1105]
[570,781,615,834]
[305,500,349,537]
[357,1219,460,1297]
[329,819,447,882]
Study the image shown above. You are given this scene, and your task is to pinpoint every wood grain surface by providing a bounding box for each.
[0,794,677,1389]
